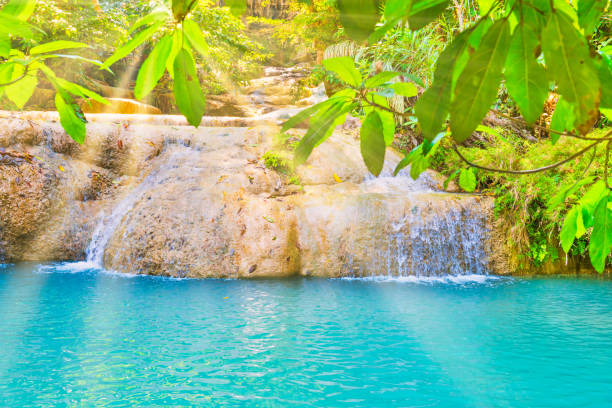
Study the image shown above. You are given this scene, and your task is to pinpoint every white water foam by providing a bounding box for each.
[337,274,509,285]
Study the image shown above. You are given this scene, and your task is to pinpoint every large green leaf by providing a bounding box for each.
[323,57,362,87]
[360,111,386,176]
[391,82,418,97]
[365,71,400,88]
[414,26,473,141]
[384,0,409,19]
[166,32,182,78]
[408,0,450,31]
[2,0,35,20]
[541,10,600,135]
[0,12,34,39]
[129,10,170,34]
[282,100,335,132]
[183,19,209,58]
[55,78,107,105]
[102,20,164,69]
[30,41,89,55]
[560,205,580,253]
[0,35,9,59]
[459,168,477,192]
[550,98,575,140]
[173,48,206,127]
[595,53,612,116]
[505,23,548,124]
[337,0,381,43]
[450,19,511,142]
[172,0,198,21]
[282,90,356,132]
[55,93,86,144]
[135,35,173,100]
[364,93,394,145]
[294,101,353,166]
[577,0,606,35]
[589,193,612,273]
[4,64,37,108]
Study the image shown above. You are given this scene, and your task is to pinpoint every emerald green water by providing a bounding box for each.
[1,263,611,407]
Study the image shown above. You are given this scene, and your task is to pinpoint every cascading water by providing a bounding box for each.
[5,66,499,278]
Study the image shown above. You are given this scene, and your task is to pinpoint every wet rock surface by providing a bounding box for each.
[0,67,499,277]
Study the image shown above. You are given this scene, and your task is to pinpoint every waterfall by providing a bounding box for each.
[10,66,498,278]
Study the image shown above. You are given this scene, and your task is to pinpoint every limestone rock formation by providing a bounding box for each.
[0,67,502,278]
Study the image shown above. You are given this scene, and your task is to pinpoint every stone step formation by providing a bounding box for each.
[0,67,500,278]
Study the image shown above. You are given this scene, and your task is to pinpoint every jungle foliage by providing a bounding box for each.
[281,0,611,271]
[1,0,610,271]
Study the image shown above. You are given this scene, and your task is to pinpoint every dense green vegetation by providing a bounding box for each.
[0,0,610,272]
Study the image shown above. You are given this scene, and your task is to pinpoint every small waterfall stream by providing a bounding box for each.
[11,66,497,278]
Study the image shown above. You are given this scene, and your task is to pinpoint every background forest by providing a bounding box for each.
[1,0,611,273]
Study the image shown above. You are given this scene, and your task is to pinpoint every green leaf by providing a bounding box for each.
[166,32,182,78]
[547,176,595,209]
[560,205,579,253]
[577,0,606,35]
[4,64,37,108]
[384,0,409,19]
[505,23,548,124]
[102,20,164,69]
[364,93,395,145]
[393,155,411,176]
[323,57,362,87]
[294,101,354,166]
[282,89,356,132]
[391,82,418,97]
[281,100,335,132]
[135,35,173,100]
[407,0,450,31]
[0,35,9,59]
[30,41,89,55]
[0,12,35,39]
[589,193,612,273]
[541,10,600,135]
[576,209,587,238]
[414,26,474,141]
[183,19,209,58]
[129,10,170,34]
[459,167,477,192]
[2,0,36,20]
[173,48,206,127]
[579,180,607,209]
[172,0,198,21]
[365,71,400,88]
[477,0,496,14]
[549,98,575,141]
[55,78,107,105]
[410,154,430,180]
[443,169,461,190]
[55,92,86,144]
[226,0,247,16]
[337,0,381,43]
[595,53,612,112]
[450,19,511,142]
[360,111,386,176]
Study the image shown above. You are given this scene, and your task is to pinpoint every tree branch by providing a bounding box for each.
[0,65,30,88]
[452,139,604,175]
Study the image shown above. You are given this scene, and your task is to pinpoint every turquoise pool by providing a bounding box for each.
[1,263,611,407]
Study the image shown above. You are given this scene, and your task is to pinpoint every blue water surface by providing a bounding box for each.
[0,263,611,407]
